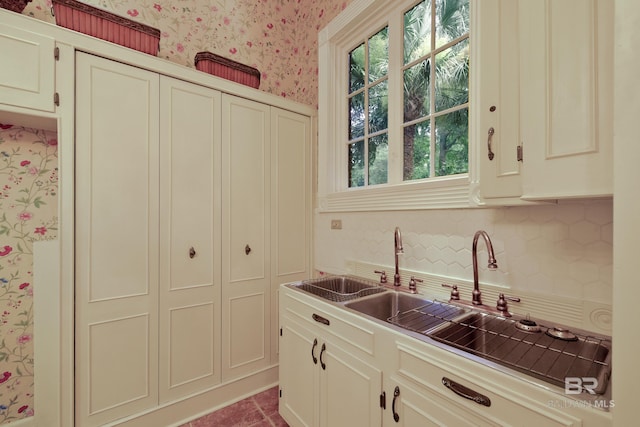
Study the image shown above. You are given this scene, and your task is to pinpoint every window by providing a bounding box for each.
[319,0,474,211]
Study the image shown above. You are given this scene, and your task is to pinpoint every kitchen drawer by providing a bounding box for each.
[281,289,376,357]
[393,341,581,426]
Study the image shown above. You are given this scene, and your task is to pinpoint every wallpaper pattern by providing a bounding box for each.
[0,125,58,424]
[24,0,351,108]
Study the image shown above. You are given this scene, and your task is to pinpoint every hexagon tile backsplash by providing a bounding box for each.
[315,200,613,305]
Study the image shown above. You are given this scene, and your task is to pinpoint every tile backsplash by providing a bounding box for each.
[315,200,612,305]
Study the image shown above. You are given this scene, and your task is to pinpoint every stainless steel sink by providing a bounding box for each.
[429,312,612,395]
[293,275,386,302]
[345,292,467,332]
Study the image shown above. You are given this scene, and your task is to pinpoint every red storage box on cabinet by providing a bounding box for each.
[194,51,261,89]
[51,0,160,56]
[0,0,32,14]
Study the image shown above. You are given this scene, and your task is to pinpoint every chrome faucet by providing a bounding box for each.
[394,227,403,286]
[471,230,498,305]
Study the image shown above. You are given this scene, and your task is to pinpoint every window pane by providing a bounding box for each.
[369,80,388,133]
[349,92,365,139]
[349,140,365,187]
[369,27,389,83]
[368,134,388,185]
[403,121,431,180]
[404,0,431,65]
[435,0,469,49]
[435,108,468,176]
[349,43,365,93]
[403,60,430,122]
[435,39,469,112]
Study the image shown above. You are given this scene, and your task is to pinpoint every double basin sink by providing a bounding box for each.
[291,275,612,397]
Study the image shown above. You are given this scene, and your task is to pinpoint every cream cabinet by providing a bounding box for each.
[519,0,613,200]
[158,77,222,403]
[478,0,613,202]
[75,52,161,426]
[0,21,55,112]
[279,285,611,427]
[475,0,523,203]
[221,96,312,381]
[221,95,272,380]
[279,288,383,427]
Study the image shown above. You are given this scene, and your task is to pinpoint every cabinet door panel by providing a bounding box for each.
[520,0,613,198]
[222,94,271,380]
[279,316,318,427]
[321,343,382,427]
[0,23,55,112]
[476,0,523,200]
[159,76,222,402]
[75,52,160,426]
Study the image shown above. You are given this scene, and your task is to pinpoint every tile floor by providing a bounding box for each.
[179,386,289,427]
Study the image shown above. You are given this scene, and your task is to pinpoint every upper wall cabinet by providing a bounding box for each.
[478,0,613,202]
[0,22,55,112]
[475,0,523,203]
[519,0,613,199]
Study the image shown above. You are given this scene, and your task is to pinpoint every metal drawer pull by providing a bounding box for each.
[312,313,330,326]
[487,127,495,160]
[311,338,318,364]
[245,244,251,255]
[319,343,326,370]
[442,377,491,407]
[392,386,400,422]
[189,247,196,259]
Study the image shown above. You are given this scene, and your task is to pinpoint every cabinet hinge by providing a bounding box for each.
[279,388,282,398]
[517,144,523,162]
[379,391,386,409]
[279,327,282,336]
[54,46,60,61]
[54,92,60,106]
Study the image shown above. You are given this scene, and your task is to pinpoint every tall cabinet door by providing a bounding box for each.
[158,76,222,403]
[221,94,271,380]
[75,52,160,426]
[270,108,311,361]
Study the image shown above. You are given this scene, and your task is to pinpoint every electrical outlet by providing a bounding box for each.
[331,219,342,230]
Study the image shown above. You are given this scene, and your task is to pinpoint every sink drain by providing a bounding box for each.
[514,318,541,333]
[546,327,578,341]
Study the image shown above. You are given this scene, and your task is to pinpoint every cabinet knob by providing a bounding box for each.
[245,244,251,255]
[189,247,196,259]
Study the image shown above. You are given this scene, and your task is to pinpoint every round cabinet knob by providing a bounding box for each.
[189,247,196,259]
[245,244,251,255]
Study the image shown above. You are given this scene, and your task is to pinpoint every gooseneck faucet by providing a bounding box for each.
[471,230,498,305]
[394,227,403,286]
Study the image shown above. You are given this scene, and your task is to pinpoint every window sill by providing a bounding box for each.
[317,176,471,212]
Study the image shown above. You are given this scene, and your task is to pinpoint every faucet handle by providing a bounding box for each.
[496,293,521,317]
[374,270,387,284]
[408,276,423,293]
[441,284,460,301]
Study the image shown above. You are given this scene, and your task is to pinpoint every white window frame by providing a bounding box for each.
[317,0,479,212]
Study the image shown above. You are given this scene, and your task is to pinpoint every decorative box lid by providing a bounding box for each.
[194,51,260,78]
[52,0,160,38]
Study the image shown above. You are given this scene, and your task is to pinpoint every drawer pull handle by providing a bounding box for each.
[319,343,326,370]
[245,244,251,255]
[311,338,318,364]
[392,386,400,422]
[312,313,330,326]
[487,127,495,160]
[442,377,491,407]
[189,247,196,259]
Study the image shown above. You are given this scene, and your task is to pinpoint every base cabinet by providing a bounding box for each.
[279,285,611,427]
[279,291,383,427]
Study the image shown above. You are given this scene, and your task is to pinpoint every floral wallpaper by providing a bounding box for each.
[0,125,58,424]
[23,0,353,108]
